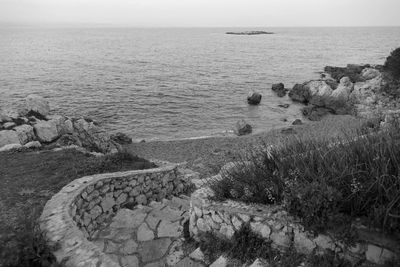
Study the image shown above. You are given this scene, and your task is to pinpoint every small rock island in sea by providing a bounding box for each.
[226,31,274,35]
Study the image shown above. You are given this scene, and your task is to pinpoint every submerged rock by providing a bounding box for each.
[234,119,252,136]
[278,104,290,108]
[272,83,287,97]
[247,92,262,105]
[292,119,303,125]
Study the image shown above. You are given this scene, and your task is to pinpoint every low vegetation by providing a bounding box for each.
[198,224,353,267]
[210,124,400,242]
[0,149,155,267]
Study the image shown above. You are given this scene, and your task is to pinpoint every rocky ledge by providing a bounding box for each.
[0,95,131,153]
[283,64,399,121]
[226,31,274,35]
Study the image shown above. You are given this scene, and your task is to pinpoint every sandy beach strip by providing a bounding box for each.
[126,115,366,177]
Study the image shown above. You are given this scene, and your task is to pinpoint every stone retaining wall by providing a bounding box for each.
[189,187,399,265]
[40,164,192,267]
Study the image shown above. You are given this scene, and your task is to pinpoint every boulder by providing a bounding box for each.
[247,92,262,105]
[14,124,35,144]
[289,83,310,103]
[234,119,252,136]
[272,83,287,97]
[292,119,303,125]
[34,120,59,142]
[111,132,133,145]
[54,134,82,147]
[350,76,384,103]
[72,118,114,153]
[0,130,21,147]
[3,109,20,120]
[328,77,355,114]
[305,80,333,107]
[0,110,12,123]
[324,64,369,83]
[25,94,50,116]
[47,115,73,135]
[302,106,333,121]
[24,141,42,149]
[0,143,22,152]
[361,68,381,80]
[331,77,354,101]
[3,122,16,130]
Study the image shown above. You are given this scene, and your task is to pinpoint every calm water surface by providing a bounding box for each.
[1,27,400,140]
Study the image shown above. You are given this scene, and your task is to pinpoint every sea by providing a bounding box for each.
[1,27,400,141]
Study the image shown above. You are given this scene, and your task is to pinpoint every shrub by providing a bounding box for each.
[384,47,400,80]
[210,125,400,238]
[199,224,279,265]
[0,208,60,267]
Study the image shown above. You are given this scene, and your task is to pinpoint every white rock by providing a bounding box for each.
[3,122,15,129]
[33,120,59,142]
[361,68,381,80]
[14,124,35,144]
[365,244,395,265]
[3,109,20,120]
[0,130,21,147]
[189,248,204,262]
[0,143,22,152]
[0,110,11,122]
[24,141,42,149]
[210,255,228,267]
[250,222,271,238]
[25,94,50,116]
[331,76,354,101]
[307,80,333,97]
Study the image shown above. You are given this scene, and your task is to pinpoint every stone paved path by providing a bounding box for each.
[92,196,206,267]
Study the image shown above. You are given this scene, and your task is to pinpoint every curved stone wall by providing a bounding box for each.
[40,164,192,267]
[189,187,399,265]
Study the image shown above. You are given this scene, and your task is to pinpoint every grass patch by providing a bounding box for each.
[209,124,400,242]
[0,149,155,267]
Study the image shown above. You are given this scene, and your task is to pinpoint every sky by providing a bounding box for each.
[0,0,399,27]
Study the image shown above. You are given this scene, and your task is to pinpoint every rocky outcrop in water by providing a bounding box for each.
[288,64,398,121]
[0,95,127,153]
[247,92,262,105]
[226,31,274,35]
[234,119,252,136]
[272,83,288,97]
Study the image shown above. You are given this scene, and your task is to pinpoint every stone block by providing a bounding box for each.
[365,244,395,265]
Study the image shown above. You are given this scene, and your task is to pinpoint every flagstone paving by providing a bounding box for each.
[92,196,206,267]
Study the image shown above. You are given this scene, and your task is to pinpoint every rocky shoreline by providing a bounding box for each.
[0,95,132,154]
[271,63,400,126]
[2,60,399,154]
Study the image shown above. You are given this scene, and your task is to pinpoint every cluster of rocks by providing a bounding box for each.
[0,94,130,153]
[286,65,386,121]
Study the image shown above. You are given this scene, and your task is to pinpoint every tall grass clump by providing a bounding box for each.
[209,125,400,236]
